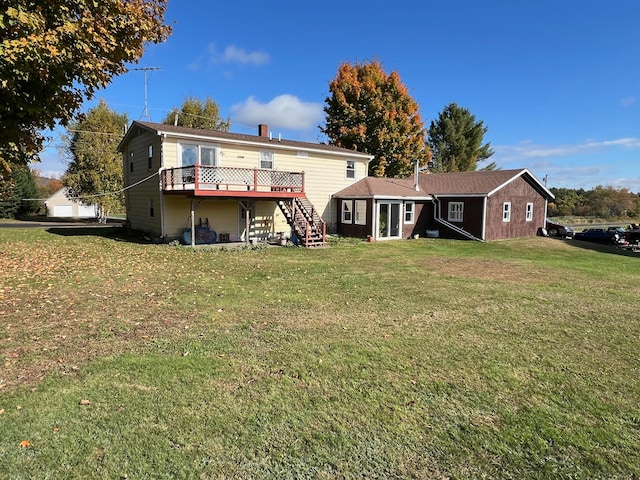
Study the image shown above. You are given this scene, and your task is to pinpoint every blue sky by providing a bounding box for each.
[39,0,640,191]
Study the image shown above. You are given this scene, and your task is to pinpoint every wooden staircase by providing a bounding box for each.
[277,197,326,247]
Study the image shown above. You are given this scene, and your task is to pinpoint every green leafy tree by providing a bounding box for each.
[321,60,431,178]
[163,96,231,131]
[428,103,494,172]
[0,165,38,218]
[62,100,128,222]
[0,0,171,177]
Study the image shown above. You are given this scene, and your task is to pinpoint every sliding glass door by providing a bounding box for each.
[378,202,401,239]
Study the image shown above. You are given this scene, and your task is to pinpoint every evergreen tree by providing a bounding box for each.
[428,103,494,172]
[0,165,38,218]
[62,100,128,222]
[321,60,431,178]
[163,96,230,131]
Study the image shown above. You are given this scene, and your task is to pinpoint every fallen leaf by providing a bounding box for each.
[79,399,91,405]
[0,409,5,415]
[53,426,60,432]
[20,440,30,448]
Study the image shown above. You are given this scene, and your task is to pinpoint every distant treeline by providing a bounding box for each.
[548,186,640,219]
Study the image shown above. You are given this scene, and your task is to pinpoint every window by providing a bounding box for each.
[179,143,219,167]
[354,200,366,225]
[526,203,534,221]
[148,199,154,218]
[341,200,352,223]
[148,145,153,170]
[346,160,355,179]
[200,146,217,166]
[129,152,134,172]
[181,144,197,167]
[503,202,511,222]
[448,202,464,222]
[260,150,274,169]
[404,201,415,224]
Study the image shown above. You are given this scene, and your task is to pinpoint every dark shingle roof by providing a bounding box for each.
[122,121,373,159]
[420,169,531,195]
[334,169,553,200]
[334,177,427,198]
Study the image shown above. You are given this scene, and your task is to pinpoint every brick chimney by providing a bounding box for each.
[258,124,268,137]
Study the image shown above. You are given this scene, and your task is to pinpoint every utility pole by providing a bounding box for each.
[131,67,161,121]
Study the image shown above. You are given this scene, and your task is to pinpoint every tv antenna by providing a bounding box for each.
[131,67,161,120]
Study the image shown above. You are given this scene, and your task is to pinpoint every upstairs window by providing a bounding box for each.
[148,145,153,170]
[346,160,355,179]
[503,202,511,222]
[179,143,219,167]
[526,203,534,221]
[260,150,274,169]
[448,202,464,222]
[129,152,134,172]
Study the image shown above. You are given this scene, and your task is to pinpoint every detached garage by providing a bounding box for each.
[45,188,97,219]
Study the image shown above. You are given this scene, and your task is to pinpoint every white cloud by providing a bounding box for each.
[208,43,270,65]
[493,137,640,163]
[230,95,324,131]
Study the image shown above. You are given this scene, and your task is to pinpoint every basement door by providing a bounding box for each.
[377,201,401,239]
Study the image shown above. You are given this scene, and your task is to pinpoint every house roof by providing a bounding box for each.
[118,121,374,160]
[334,169,554,200]
[333,176,429,199]
[420,169,554,199]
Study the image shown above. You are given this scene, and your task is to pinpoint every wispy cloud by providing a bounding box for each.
[208,44,270,65]
[620,96,636,107]
[493,137,640,163]
[230,95,324,131]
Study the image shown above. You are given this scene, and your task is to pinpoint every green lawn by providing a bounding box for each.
[1,227,639,479]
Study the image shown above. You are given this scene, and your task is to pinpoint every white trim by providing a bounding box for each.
[526,202,534,221]
[404,201,415,224]
[502,202,511,222]
[448,202,464,222]
[341,200,352,224]
[487,168,555,200]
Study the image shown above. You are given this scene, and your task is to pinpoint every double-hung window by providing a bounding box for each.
[354,200,366,225]
[341,200,352,223]
[526,203,534,221]
[260,150,274,169]
[503,202,511,222]
[346,160,355,179]
[148,145,153,170]
[404,201,415,224]
[448,202,464,222]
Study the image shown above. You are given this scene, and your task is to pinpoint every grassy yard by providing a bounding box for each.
[1,226,639,479]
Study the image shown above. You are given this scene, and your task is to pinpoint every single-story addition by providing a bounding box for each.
[117,121,374,246]
[45,187,98,218]
[333,168,554,241]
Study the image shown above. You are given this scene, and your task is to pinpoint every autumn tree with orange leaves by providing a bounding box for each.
[0,0,172,177]
[321,60,431,178]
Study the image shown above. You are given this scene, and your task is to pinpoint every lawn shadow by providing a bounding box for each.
[566,238,640,258]
[46,225,154,244]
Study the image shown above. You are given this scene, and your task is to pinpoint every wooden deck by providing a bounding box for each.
[161,166,305,198]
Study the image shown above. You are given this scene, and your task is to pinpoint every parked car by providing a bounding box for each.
[607,226,627,237]
[574,228,624,245]
[545,219,574,238]
[624,228,640,245]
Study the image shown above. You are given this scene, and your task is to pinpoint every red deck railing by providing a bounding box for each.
[161,166,305,194]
